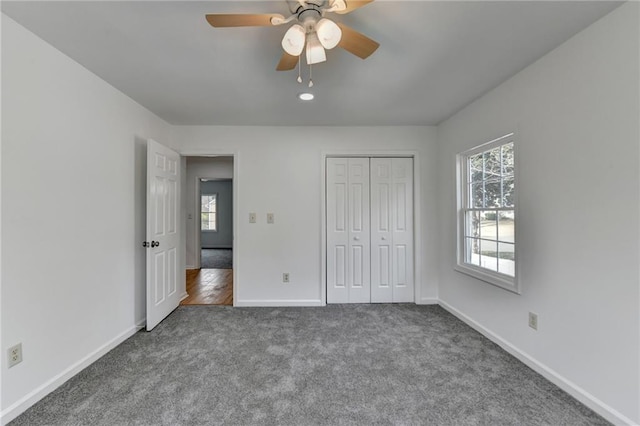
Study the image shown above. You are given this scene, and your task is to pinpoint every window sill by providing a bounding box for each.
[454,263,520,294]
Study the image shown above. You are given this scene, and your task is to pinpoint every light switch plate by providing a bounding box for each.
[267,213,274,224]
[249,213,257,223]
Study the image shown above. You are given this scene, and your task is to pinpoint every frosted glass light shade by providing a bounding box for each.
[316,18,342,50]
[305,32,326,65]
[282,24,306,56]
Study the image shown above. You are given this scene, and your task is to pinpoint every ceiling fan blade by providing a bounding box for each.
[276,52,299,71]
[335,0,374,15]
[205,14,284,28]
[336,23,380,59]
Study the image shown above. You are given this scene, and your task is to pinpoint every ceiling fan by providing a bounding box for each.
[205,0,379,73]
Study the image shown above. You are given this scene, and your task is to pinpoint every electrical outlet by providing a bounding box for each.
[249,213,257,223]
[267,213,274,224]
[528,312,538,330]
[8,343,23,368]
[283,273,290,283]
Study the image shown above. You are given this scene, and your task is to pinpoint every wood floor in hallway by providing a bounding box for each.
[182,268,233,305]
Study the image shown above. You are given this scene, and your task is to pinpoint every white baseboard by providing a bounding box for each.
[235,299,324,307]
[0,323,143,425]
[417,297,439,305]
[185,265,196,270]
[179,292,189,302]
[438,300,636,426]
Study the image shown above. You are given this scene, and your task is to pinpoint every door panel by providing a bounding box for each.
[371,158,393,302]
[347,158,370,303]
[147,139,182,330]
[391,158,414,303]
[327,159,349,303]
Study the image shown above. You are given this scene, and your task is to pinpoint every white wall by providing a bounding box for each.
[185,156,234,267]
[1,14,174,423]
[436,3,639,424]
[175,126,440,306]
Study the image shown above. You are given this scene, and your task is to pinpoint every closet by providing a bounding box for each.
[326,157,414,303]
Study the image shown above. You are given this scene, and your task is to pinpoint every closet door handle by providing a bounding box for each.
[381,237,387,241]
[353,237,360,241]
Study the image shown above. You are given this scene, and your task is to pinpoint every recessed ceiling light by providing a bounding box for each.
[298,93,314,101]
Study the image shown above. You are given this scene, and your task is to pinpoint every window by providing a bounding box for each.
[201,194,217,232]
[457,133,517,292]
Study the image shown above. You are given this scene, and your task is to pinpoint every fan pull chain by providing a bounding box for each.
[297,58,302,83]
[308,64,314,88]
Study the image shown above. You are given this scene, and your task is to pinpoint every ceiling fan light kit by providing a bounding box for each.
[206,0,378,87]
[316,18,342,50]
[305,32,327,65]
[282,24,306,56]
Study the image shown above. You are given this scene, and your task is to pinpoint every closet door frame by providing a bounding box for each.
[321,151,423,305]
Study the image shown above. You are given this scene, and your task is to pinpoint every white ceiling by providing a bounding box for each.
[2,1,622,126]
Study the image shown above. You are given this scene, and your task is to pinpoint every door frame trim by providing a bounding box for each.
[321,151,422,305]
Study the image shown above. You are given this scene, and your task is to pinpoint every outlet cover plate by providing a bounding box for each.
[8,343,23,368]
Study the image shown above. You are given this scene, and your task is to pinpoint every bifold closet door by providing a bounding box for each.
[326,158,371,303]
[370,158,414,303]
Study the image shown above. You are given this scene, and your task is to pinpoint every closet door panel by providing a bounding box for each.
[392,158,414,303]
[347,158,371,303]
[326,158,349,303]
[370,158,393,303]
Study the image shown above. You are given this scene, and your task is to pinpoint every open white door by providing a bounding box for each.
[146,139,181,331]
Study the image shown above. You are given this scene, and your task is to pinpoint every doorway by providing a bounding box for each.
[182,156,234,306]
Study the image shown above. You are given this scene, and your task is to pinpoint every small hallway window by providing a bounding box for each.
[201,194,217,231]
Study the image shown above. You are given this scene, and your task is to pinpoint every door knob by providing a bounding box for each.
[142,241,149,248]
[151,241,160,248]
[381,237,386,241]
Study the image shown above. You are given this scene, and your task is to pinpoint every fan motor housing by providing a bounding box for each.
[287,0,326,14]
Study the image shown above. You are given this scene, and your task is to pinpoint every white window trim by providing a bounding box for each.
[455,132,520,294]
[201,193,218,233]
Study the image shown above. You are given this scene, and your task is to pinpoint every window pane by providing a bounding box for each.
[469,154,483,183]
[484,180,502,208]
[501,142,514,176]
[498,242,515,276]
[201,212,216,231]
[471,183,484,208]
[480,240,498,272]
[204,195,217,213]
[502,178,514,207]
[466,211,480,238]
[483,147,501,180]
[497,211,515,243]
[480,211,497,240]
[465,238,480,266]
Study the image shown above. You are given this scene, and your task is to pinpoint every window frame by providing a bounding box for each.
[455,132,519,294]
[201,193,218,232]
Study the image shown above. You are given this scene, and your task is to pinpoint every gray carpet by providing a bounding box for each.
[11,305,608,426]
[201,248,232,269]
